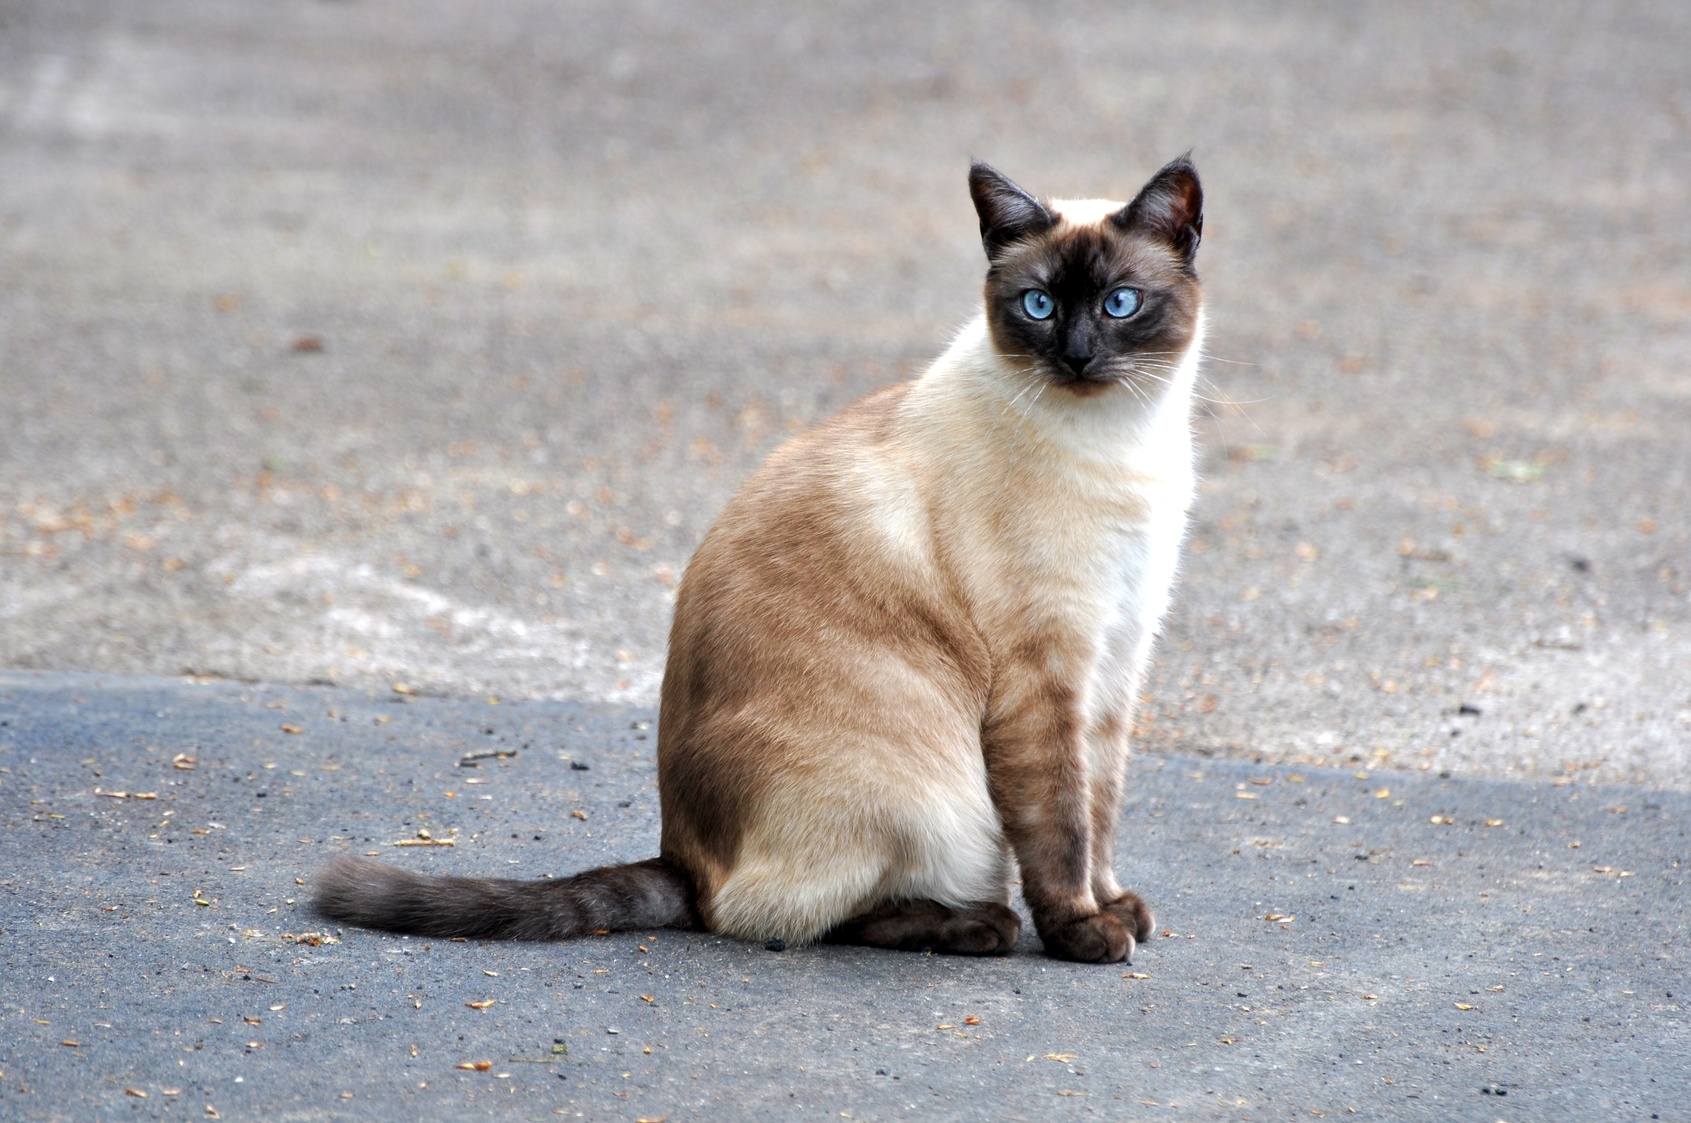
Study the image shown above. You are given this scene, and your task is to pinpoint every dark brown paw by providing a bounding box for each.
[824,899,1023,956]
[947,902,1022,955]
[1040,911,1131,963]
[1100,891,1155,945]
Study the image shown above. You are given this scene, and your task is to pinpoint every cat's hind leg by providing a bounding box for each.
[822,899,1021,956]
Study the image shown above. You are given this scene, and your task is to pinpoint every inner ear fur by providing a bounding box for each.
[1112,156,1204,266]
[969,162,1057,260]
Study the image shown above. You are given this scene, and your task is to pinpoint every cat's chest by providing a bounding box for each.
[971,460,1191,634]
[1023,473,1190,716]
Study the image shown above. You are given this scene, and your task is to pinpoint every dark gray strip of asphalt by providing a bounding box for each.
[1,671,1685,1120]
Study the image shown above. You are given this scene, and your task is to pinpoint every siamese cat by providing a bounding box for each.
[316,156,1205,964]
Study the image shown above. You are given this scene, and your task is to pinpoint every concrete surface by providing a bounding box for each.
[2,671,1686,1120]
[1,1,1688,786]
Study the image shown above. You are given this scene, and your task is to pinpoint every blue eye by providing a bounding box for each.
[1022,290,1054,320]
[1104,287,1142,318]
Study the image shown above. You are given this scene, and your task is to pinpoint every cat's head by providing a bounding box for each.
[968,157,1203,397]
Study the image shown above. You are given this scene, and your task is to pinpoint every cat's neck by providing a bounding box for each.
[906,313,1203,464]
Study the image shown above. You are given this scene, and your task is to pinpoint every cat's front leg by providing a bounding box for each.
[982,672,1137,964]
[1086,710,1156,948]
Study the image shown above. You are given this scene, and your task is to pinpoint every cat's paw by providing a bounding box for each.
[1040,911,1132,963]
[945,903,1023,956]
[1100,891,1155,945]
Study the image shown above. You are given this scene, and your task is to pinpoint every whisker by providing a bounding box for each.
[996,368,1045,425]
[1024,382,1048,420]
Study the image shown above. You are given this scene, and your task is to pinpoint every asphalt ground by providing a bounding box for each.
[2,672,1686,1121]
[1,1,1688,785]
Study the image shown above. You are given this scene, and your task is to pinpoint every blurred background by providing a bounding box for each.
[1,0,1687,784]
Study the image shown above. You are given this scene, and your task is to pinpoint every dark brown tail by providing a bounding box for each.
[312,855,697,940]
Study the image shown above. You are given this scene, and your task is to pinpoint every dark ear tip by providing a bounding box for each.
[1160,153,1201,185]
[1153,155,1203,221]
[968,160,1004,189]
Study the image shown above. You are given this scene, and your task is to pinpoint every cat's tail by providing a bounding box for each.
[311,855,698,940]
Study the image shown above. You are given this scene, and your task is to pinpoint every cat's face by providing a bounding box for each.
[969,159,1204,397]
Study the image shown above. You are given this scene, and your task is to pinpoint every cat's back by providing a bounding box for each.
[661,377,982,721]
[674,380,937,612]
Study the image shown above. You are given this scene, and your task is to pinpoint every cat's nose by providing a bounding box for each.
[1063,352,1094,375]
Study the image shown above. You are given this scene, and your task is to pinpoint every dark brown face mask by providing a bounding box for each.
[968,158,1204,391]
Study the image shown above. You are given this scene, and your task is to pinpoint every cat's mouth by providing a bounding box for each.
[1045,364,1127,397]
[1052,375,1114,398]
[1046,359,1179,400]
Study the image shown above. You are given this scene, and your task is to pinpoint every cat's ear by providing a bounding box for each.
[1112,155,1204,266]
[969,162,1057,260]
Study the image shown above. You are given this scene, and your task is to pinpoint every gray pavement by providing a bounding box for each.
[2,1,1688,786]
[3,671,1687,1120]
